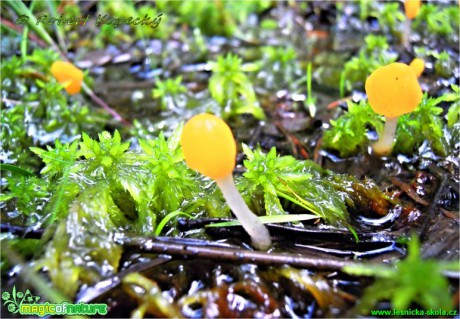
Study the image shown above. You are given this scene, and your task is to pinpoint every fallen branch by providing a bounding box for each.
[120,236,360,271]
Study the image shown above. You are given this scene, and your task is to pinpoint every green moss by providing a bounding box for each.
[322,100,383,157]
[33,184,123,297]
[344,235,458,313]
[394,94,450,156]
[1,50,104,170]
[155,0,271,37]
[340,35,397,94]
[413,4,460,37]
[322,91,456,157]
[209,54,265,120]
[152,76,187,111]
[238,145,355,233]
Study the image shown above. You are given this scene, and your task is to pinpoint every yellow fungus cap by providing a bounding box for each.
[409,58,425,78]
[365,63,423,118]
[51,61,83,95]
[404,0,421,20]
[181,113,236,180]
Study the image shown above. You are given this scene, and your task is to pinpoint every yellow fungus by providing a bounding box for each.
[404,0,421,20]
[51,61,83,95]
[365,63,423,156]
[181,113,236,180]
[366,63,422,118]
[181,113,271,250]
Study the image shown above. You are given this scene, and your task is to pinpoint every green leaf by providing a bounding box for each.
[30,140,78,177]
[0,193,15,202]
[446,99,460,129]
[155,210,193,236]
[342,264,395,278]
[168,123,184,154]
[77,130,131,176]
[101,156,113,167]
[206,214,319,228]
[0,164,33,177]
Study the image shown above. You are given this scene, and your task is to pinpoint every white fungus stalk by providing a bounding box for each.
[216,174,272,250]
[373,117,398,156]
[181,113,272,250]
[402,19,411,48]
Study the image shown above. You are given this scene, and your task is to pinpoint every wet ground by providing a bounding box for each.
[1,1,459,318]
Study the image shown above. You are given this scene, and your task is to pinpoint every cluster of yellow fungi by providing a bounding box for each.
[48,15,426,248]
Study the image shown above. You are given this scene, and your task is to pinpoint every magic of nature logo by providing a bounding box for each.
[2,286,107,317]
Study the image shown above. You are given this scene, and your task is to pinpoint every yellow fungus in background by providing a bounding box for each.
[51,61,84,95]
[181,113,236,180]
[404,0,421,20]
[409,58,425,78]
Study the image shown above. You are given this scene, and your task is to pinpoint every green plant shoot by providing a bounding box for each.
[209,54,265,120]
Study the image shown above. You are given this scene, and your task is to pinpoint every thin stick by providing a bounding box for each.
[122,236,358,271]
[81,82,131,126]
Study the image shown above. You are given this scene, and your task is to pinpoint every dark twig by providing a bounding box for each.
[178,218,401,245]
[313,136,323,164]
[391,176,429,206]
[440,208,460,223]
[326,96,352,109]
[274,122,309,159]
[121,236,361,271]
[1,223,398,271]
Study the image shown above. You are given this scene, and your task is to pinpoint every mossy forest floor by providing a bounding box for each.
[1,1,459,318]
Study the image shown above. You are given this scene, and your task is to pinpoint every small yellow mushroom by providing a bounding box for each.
[402,0,421,47]
[365,63,423,156]
[51,61,83,95]
[404,0,421,20]
[181,113,272,250]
